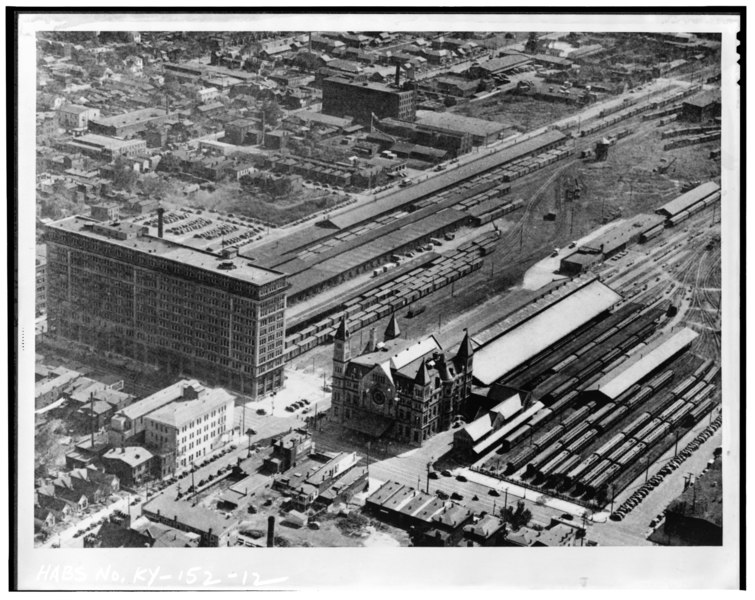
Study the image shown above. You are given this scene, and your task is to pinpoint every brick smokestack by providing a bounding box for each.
[157,207,165,238]
[395,63,400,87]
[267,515,275,548]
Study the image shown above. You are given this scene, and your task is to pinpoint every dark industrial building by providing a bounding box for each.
[560,213,665,274]
[680,90,721,123]
[322,77,417,124]
[44,216,288,397]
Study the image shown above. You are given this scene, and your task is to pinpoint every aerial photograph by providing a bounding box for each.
[31,28,725,551]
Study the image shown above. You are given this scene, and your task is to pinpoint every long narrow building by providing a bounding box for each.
[44,215,288,397]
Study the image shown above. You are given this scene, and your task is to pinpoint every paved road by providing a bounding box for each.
[589,426,721,546]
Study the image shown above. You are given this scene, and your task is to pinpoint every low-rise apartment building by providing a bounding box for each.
[143,386,235,469]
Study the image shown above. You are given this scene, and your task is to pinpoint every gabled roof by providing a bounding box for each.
[473,280,621,386]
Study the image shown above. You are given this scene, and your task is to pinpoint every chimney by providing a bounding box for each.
[395,63,401,87]
[267,515,275,547]
[366,328,377,352]
[156,207,165,238]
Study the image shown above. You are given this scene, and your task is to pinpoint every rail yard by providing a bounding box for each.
[34,27,728,553]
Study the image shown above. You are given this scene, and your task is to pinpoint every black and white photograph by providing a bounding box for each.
[11,7,743,591]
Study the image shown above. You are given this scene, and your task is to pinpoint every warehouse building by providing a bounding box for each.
[469,54,533,78]
[365,481,472,545]
[57,104,101,131]
[331,317,474,446]
[473,279,622,387]
[141,495,237,547]
[66,134,147,160]
[45,216,288,397]
[322,77,417,124]
[414,110,509,146]
[560,213,665,274]
[88,108,170,138]
[680,90,721,123]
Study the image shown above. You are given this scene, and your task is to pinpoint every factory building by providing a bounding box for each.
[331,316,474,446]
[44,216,288,398]
[322,77,416,124]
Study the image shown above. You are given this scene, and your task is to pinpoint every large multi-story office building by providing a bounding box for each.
[322,77,417,125]
[331,315,474,446]
[45,215,288,397]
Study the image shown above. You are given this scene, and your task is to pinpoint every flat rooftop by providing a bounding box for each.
[69,134,144,151]
[146,388,235,428]
[415,110,509,139]
[324,76,410,95]
[47,216,285,287]
[91,108,167,127]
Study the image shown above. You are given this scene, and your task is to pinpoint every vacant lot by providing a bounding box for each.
[453,93,584,132]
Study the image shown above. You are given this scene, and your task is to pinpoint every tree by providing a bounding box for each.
[524,32,539,54]
[443,95,457,107]
[501,500,532,531]
[111,157,138,192]
[260,99,282,127]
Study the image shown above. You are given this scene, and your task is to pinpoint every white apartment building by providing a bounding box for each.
[58,104,101,130]
[143,387,235,468]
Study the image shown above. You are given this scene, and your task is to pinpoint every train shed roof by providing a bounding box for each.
[473,280,622,386]
[656,182,720,218]
[589,327,699,399]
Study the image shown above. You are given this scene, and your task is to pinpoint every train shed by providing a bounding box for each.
[473,279,622,386]
[584,327,699,402]
[655,182,721,221]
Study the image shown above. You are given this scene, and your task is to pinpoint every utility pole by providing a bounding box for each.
[610,484,616,514]
[674,429,680,456]
[89,391,95,449]
[645,457,650,483]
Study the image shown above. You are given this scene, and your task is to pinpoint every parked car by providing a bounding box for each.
[456,474,467,482]
[441,470,452,477]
